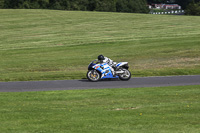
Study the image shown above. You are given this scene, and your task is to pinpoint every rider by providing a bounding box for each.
[98,55,116,76]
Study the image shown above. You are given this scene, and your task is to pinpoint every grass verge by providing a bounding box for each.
[0,85,200,133]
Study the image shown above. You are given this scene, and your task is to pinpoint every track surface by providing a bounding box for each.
[0,75,199,92]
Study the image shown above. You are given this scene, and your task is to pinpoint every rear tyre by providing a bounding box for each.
[119,69,131,81]
[87,70,101,82]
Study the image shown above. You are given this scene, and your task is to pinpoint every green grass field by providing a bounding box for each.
[0,9,200,81]
[0,85,200,133]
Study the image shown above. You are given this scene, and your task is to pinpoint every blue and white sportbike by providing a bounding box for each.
[87,60,131,82]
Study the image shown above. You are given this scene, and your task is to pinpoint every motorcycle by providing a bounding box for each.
[87,60,131,82]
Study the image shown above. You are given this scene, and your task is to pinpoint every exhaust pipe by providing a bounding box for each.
[115,70,124,74]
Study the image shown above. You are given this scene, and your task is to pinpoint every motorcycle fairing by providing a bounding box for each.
[116,62,128,67]
[92,63,118,79]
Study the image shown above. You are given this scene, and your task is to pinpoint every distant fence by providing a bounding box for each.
[150,10,185,15]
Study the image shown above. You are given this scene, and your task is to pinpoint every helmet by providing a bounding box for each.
[98,55,105,60]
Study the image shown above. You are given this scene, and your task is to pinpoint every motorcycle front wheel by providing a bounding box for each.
[119,69,131,81]
[87,70,101,82]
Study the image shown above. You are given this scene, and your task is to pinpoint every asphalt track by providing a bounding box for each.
[0,75,199,92]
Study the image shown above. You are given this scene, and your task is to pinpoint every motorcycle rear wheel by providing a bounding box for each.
[87,70,101,82]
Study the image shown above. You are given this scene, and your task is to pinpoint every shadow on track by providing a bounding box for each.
[79,78,121,82]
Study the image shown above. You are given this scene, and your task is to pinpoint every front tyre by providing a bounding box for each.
[119,69,131,81]
[87,70,101,82]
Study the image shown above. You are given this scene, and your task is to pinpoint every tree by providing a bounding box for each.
[175,0,193,9]
[116,0,149,13]
[3,0,149,13]
[37,0,49,9]
[136,0,150,13]
[61,0,70,10]
[147,0,168,4]
[91,0,116,12]
[185,1,200,15]
[0,0,4,8]
[175,0,200,9]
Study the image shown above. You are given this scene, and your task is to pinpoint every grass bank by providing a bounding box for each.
[0,9,200,81]
[0,85,200,132]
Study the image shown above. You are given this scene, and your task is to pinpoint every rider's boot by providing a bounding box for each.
[113,71,116,77]
[111,68,116,77]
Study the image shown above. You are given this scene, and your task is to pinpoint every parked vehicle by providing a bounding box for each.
[87,60,131,82]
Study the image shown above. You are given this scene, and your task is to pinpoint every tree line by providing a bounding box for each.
[0,0,199,15]
[0,0,149,13]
